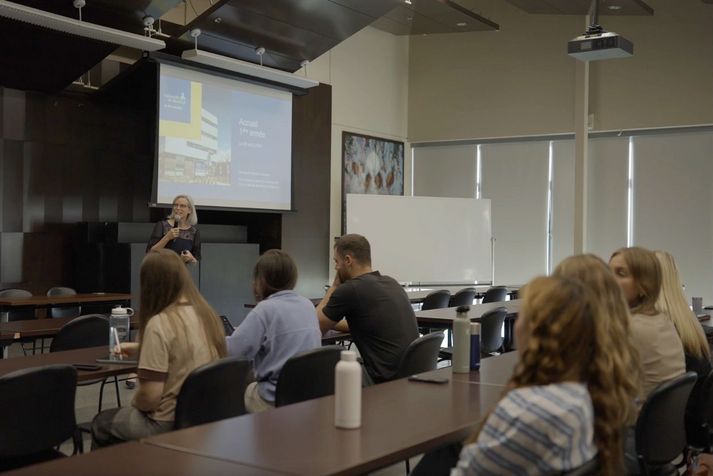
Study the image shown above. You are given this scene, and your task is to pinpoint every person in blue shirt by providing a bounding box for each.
[226,249,321,412]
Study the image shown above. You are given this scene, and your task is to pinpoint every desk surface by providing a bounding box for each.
[0,315,139,342]
[415,300,521,326]
[0,346,136,382]
[144,353,517,476]
[2,442,289,476]
[0,293,131,308]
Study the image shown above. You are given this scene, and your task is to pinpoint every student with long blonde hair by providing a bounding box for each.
[655,249,711,447]
[609,247,685,397]
[452,276,632,475]
[92,249,227,447]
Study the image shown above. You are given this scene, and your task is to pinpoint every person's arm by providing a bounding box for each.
[191,228,201,261]
[147,221,178,253]
[133,323,169,412]
[316,276,351,335]
[225,309,266,359]
[133,379,166,412]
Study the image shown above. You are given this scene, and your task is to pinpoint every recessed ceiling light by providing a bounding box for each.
[407,16,413,21]
[214,17,222,23]
[404,0,412,4]
[608,5,622,10]
[456,22,467,27]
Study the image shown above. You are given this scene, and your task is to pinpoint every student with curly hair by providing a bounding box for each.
[452,275,635,475]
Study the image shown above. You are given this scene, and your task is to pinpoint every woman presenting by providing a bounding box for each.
[147,195,200,264]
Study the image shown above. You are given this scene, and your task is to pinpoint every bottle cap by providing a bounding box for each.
[341,350,357,362]
[112,306,129,315]
[456,305,470,315]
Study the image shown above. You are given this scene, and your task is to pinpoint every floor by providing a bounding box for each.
[6,341,425,475]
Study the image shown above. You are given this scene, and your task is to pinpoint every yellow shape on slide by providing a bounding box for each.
[159,82,202,139]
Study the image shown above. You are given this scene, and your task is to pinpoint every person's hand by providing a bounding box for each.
[181,250,197,263]
[112,342,139,359]
[166,227,180,240]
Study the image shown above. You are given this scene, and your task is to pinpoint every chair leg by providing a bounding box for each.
[114,376,121,408]
[405,458,410,474]
[73,428,84,455]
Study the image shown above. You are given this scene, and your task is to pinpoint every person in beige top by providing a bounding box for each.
[92,249,227,448]
[609,247,685,398]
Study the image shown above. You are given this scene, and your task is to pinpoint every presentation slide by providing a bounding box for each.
[156,63,293,211]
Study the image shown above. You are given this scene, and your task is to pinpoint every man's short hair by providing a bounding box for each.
[334,234,371,265]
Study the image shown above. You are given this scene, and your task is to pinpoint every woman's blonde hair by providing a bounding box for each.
[168,194,198,226]
[610,246,661,315]
[138,249,225,359]
[467,274,634,475]
[655,250,709,360]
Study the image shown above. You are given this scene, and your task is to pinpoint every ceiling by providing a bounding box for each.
[502,0,654,15]
[0,0,677,94]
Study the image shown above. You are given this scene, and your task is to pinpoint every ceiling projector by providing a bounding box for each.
[568,31,633,61]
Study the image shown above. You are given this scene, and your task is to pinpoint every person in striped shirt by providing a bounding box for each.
[453,273,638,475]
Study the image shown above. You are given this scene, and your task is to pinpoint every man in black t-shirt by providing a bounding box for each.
[316,234,419,383]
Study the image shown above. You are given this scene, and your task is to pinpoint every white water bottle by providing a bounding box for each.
[334,350,362,429]
[452,305,471,373]
[109,306,133,359]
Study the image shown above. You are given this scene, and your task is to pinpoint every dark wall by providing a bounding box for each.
[0,78,331,296]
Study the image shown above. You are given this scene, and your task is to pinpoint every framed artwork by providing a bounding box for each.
[341,131,404,232]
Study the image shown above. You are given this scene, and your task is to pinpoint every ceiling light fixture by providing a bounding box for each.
[0,0,165,51]
[608,5,622,10]
[181,30,318,89]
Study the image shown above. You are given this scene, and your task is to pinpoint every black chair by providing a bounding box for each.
[0,365,80,472]
[563,457,600,476]
[0,288,38,355]
[390,332,444,380]
[635,372,697,476]
[421,290,451,310]
[275,345,344,407]
[174,357,251,430]
[481,286,508,303]
[448,287,477,307]
[50,314,120,413]
[698,370,713,451]
[480,307,508,355]
[47,286,81,319]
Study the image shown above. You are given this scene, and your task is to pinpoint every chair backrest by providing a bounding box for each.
[480,307,507,354]
[49,314,109,353]
[391,332,444,380]
[275,345,344,407]
[46,287,80,319]
[0,288,35,321]
[635,372,697,468]
[174,357,251,430]
[562,457,600,476]
[0,365,77,457]
[421,290,451,311]
[481,286,508,303]
[449,287,477,307]
[699,369,713,438]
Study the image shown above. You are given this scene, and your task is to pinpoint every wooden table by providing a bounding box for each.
[0,315,139,344]
[0,293,132,312]
[414,300,520,326]
[143,353,517,476]
[2,442,289,476]
[0,346,136,383]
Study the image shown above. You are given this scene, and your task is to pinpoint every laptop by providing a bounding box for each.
[96,355,138,365]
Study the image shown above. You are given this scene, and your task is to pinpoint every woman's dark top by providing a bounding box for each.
[146,220,201,261]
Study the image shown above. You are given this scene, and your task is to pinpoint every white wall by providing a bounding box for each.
[299,26,410,280]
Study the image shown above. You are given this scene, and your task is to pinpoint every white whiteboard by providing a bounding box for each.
[346,194,492,284]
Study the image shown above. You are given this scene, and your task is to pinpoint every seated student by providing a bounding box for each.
[92,249,226,448]
[655,250,711,446]
[226,249,321,412]
[316,234,419,384]
[453,276,632,475]
[609,247,686,397]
